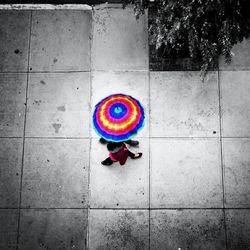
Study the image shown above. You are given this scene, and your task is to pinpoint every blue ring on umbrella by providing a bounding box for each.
[109,103,127,119]
[93,93,145,142]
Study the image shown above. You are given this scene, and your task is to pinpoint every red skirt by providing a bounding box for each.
[109,143,128,166]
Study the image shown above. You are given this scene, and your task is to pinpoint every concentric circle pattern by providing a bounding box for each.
[93,94,145,142]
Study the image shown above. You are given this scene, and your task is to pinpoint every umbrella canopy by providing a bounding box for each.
[93,93,145,142]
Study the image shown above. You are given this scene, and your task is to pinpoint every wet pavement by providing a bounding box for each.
[0,5,250,250]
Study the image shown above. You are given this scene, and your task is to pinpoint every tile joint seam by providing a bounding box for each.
[16,10,33,250]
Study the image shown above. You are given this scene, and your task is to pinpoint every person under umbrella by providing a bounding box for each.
[93,94,144,166]
[101,141,142,166]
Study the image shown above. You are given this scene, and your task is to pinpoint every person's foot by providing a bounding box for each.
[101,159,113,166]
[126,140,139,146]
[99,137,108,144]
[131,153,142,159]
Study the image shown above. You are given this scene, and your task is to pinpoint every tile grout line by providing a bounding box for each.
[147,10,151,250]
[0,70,91,74]
[16,10,33,250]
[2,207,250,210]
[87,6,95,250]
[2,69,250,74]
[24,137,90,139]
[147,10,151,249]
[2,136,250,139]
[218,69,228,250]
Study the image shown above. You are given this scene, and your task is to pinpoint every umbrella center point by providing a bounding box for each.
[114,107,122,114]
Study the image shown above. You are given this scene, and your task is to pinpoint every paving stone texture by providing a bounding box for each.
[0,73,27,137]
[0,5,250,250]
[19,209,88,250]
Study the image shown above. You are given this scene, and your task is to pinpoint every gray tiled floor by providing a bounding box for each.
[89,209,149,249]
[0,139,22,208]
[225,209,250,250]
[150,138,223,208]
[0,209,18,250]
[0,73,27,137]
[0,5,250,250]
[150,209,226,250]
[223,138,250,208]
[0,11,30,72]
[19,209,88,250]
[150,71,219,137]
[29,10,91,72]
[90,138,149,208]
[26,72,90,137]
[92,6,148,70]
[220,71,250,137]
[21,139,89,208]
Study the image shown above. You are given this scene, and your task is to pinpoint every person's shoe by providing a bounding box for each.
[126,140,139,146]
[99,137,108,144]
[131,153,142,159]
[101,159,113,166]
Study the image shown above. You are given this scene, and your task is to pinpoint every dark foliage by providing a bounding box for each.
[126,0,250,74]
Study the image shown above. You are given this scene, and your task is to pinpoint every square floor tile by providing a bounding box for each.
[19,209,87,250]
[30,10,91,72]
[89,209,149,250]
[26,72,90,137]
[0,209,18,250]
[0,11,30,72]
[91,71,149,138]
[90,138,149,208]
[92,6,148,70]
[22,139,89,208]
[223,138,250,207]
[150,71,219,137]
[150,209,226,250]
[0,139,22,208]
[220,71,250,137]
[0,73,27,137]
[219,39,250,70]
[226,209,250,250]
[150,138,223,208]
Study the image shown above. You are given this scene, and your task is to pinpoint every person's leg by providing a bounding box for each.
[127,150,135,158]
[127,150,142,159]
[125,139,139,146]
[101,157,114,166]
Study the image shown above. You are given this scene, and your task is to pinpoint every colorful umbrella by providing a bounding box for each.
[93,94,145,142]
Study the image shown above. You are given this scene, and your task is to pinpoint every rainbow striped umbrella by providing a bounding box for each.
[93,94,145,142]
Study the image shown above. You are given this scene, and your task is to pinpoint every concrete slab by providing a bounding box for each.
[150,71,219,137]
[0,209,18,250]
[223,138,250,208]
[26,72,90,137]
[150,209,226,250]
[91,71,149,138]
[150,138,223,208]
[226,209,250,249]
[19,209,87,250]
[22,139,89,208]
[0,138,22,208]
[0,11,30,72]
[219,38,250,70]
[0,73,27,137]
[92,6,148,70]
[89,209,149,249]
[30,10,91,72]
[220,71,250,137]
[90,138,149,208]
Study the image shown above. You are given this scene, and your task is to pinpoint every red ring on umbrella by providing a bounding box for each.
[97,96,141,134]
